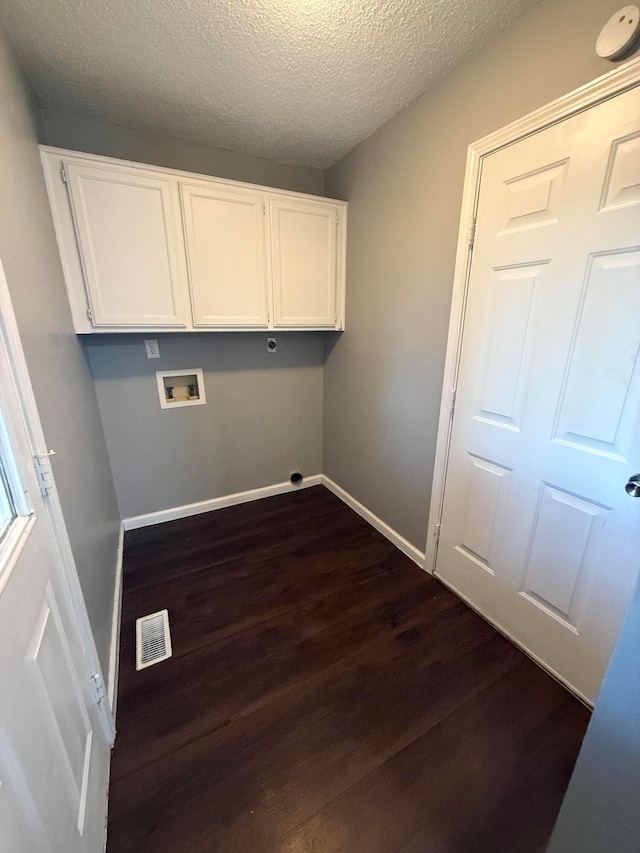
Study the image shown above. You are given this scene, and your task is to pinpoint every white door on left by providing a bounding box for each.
[0,263,111,852]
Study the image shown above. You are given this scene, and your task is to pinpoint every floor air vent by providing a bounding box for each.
[136,609,172,670]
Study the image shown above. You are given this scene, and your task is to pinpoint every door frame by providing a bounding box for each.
[425,54,640,575]
[0,255,116,745]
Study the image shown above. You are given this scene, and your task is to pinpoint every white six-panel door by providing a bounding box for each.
[435,85,640,703]
[64,161,187,327]
[180,182,269,327]
[0,263,110,851]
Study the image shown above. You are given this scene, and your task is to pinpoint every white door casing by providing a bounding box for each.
[0,257,112,851]
[429,61,640,705]
[180,181,269,327]
[64,161,188,327]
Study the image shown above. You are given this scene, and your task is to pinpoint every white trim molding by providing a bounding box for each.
[107,522,125,717]
[425,56,640,575]
[322,476,425,569]
[123,475,323,530]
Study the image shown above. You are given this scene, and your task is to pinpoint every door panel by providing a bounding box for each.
[270,198,338,326]
[0,730,54,853]
[28,584,94,833]
[519,485,608,627]
[181,182,268,327]
[499,159,568,232]
[553,250,640,458]
[436,85,640,703]
[458,455,510,573]
[64,162,186,327]
[0,534,104,852]
[601,130,640,210]
[477,263,544,427]
[0,267,110,851]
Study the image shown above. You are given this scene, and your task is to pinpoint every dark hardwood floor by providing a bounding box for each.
[107,486,589,853]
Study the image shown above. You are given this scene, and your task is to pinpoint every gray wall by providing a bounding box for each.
[324,0,634,549]
[86,333,324,519]
[39,113,326,521]
[39,110,324,195]
[0,30,121,674]
[548,578,640,852]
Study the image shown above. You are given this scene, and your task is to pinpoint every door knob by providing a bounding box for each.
[625,474,640,497]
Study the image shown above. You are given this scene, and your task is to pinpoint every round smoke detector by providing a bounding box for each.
[596,5,640,59]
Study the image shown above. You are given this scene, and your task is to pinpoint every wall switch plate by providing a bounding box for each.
[145,339,160,359]
[267,337,277,353]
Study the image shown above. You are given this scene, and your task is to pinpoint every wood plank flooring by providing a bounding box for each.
[107,486,589,853]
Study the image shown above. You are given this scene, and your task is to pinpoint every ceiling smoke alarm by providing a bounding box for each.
[596,5,640,59]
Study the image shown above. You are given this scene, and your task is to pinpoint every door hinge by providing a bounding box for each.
[450,389,457,417]
[91,672,106,705]
[33,452,56,497]
[468,216,476,249]
[60,164,68,184]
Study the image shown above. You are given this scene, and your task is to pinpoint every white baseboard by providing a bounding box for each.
[121,474,425,571]
[321,476,426,569]
[123,475,323,531]
[107,521,124,718]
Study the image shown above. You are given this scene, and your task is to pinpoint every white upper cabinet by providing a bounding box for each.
[40,148,346,332]
[270,198,341,327]
[63,161,187,327]
[180,182,268,327]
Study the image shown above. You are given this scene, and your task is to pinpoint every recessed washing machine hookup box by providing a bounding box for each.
[156,368,206,409]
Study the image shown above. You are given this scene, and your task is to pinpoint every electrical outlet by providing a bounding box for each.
[267,337,277,353]
[145,339,160,359]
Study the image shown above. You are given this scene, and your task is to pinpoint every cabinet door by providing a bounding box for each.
[64,162,187,327]
[270,198,338,327]
[180,183,268,327]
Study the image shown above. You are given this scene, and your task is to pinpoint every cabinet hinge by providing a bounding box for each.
[263,202,266,215]
[90,672,106,705]
[33,451,56,497]
[468,216,476,249]
[336,213,339,227]
[434,522,442,548]
[87,307,93,321]
[60,164,68,184]
[450,389,457,417]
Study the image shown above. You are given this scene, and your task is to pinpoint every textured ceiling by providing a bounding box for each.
[1,0,536,168]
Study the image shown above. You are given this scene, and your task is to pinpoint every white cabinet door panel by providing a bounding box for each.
[64,163,186,327]
[270,198,338,327]
[435,85,640,703]
[181,183,268,327]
